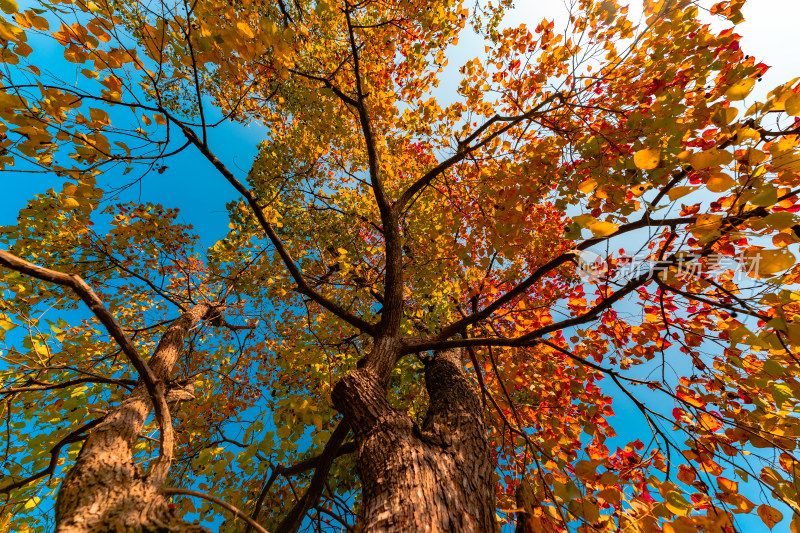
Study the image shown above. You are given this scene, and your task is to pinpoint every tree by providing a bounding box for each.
[1,0,800,530]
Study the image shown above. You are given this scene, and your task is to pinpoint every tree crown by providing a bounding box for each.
[2,0,800,531]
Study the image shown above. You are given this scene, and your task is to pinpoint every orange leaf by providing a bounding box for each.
[758,504,783,530]
[634,148,660,170]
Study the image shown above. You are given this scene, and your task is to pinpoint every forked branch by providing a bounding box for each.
[0,249,173,472]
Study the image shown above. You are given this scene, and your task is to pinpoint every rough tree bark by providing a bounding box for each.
[54,303,215,533]
[332,344,496,532]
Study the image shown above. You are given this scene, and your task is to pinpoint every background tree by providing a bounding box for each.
[1,0,800,531]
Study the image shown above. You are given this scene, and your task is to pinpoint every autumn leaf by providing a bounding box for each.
[758,506,783,530]
[634,148,661,170]
[667,186,698,201]
[748,249,796,277]
[62,197,80,210]
[689,148,733,169]
[706,172,735,192]
[726,78,756,100]
[0,0,18,14]
[236,21,255,39]
[786,94,800,116]
[664,492,692,516]
[588,221,618,237]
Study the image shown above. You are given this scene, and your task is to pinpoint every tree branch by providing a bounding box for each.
[404,246,718,354]
[342,6,403,337]
[1,376,136,396]
[396,93,562,211]
[0,250,157,392]
[0,249,173,471]
[433,215,694,341]
[245,440,356,533]
[273,421,350,533]
[0,418,103,494]
[174,125,375,335]
[163,487,269,533]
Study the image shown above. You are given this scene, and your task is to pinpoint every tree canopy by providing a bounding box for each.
[2,0,800,531]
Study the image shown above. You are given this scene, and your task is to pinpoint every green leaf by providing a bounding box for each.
[665,491,691,516]
[773,383,793,408]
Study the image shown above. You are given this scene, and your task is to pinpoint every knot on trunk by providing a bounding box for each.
[165,380,195,403]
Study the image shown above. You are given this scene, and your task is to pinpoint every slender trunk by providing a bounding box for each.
[54,304,213,533]
[333,347,496,532]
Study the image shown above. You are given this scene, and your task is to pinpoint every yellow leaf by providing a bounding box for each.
[736,126,761,143]
[63,198,80,209]
[14,41,32,57]
[791,513,800,533]
[237,21,255,39]
[722,492,755,513]
[634,148,660,170]
[29,13,49,30]
[751,187,778,207]
[690,213,722,238]
[588,221,618,237]
[773,233,797,248]
[755,249,795,277]
[706,172,735,192]
[23,496,40,509]
[689,148,733,170]
[743,147,768,165]
[572,214,595,228]
[770,137,800,172]
[0,19,20,41]
[786,94,800,116]
[757,505,783,530]
[663,521,695,533]
[726,78,756,101]
[578,178,597,193]
[0,0,18,14]
[89,108,109,125]
[630,183,651,197]
[712,106,738,126]
[763,211,796,231]
[667,186,697,201]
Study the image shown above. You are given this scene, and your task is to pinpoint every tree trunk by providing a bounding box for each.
[54,304,214,533]
[333,346,496,532]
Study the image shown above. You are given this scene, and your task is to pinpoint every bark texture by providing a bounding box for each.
[332,346,496,533]
[54,304,214,533]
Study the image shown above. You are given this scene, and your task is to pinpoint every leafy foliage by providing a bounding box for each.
[1,0,800,531]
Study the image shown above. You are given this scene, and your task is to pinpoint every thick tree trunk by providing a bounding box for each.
[54,304,214,533]
[333,346,496,532]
